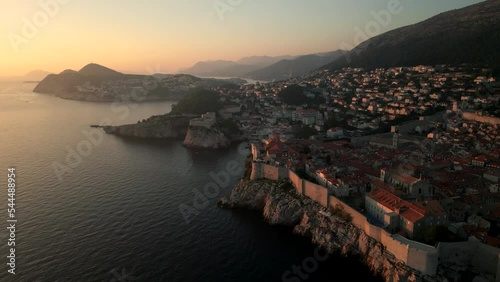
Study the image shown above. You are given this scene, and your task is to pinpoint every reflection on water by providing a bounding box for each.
[0,82,380,281]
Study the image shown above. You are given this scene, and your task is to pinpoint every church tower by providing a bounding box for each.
[392,133,399,149]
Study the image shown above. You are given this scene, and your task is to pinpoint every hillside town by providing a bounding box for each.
[211,64,500,247]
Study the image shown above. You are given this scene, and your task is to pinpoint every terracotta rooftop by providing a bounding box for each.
[367,188,425,223]
[371,179,406,196]
[413,201,446,217]
[474,155,488,162]
[391,172,420,185]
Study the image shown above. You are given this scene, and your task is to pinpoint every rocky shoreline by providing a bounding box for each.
[218,179,482,282]
[182,125,231,149]
[103,116,191,139]
[103,115,244,149]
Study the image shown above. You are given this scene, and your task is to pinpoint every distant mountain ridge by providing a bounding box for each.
[182,60,256,77]
[182,51,344,80]
[24,70,53,81]
[324,0,500,70]
[181,55,296,77]
[245,50,345,81]
[236,55,296,67]
[0,70,53,82]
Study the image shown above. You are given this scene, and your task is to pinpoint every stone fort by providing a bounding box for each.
[250,161,500,280]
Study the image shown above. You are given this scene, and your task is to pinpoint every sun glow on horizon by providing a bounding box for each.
[0,0,484,77]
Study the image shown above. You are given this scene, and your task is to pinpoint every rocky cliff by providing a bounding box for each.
[182,125,231,149]
[219,179,482,282]
[104,116,190,138]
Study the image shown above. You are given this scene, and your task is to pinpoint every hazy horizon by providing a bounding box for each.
[1,0,484,77]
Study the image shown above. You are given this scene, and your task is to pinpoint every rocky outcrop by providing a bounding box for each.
[103,115,241,149]
[182,125,231,149]
[103,116,190,138]
[219,179,478,282]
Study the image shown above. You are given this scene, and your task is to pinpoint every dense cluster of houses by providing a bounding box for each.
[210,64,499,245]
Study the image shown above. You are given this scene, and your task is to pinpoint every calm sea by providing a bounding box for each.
[0,82,380,282]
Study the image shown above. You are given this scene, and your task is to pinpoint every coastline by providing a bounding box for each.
[46,92,183,103]
[218,159,494,282]
[218,179,428,282]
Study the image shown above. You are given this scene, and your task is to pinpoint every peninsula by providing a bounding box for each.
[33,63,241,102]
[103,88,243,149]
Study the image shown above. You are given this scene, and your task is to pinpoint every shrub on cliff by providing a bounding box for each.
[330,204,353,222]
[218,118,240,136]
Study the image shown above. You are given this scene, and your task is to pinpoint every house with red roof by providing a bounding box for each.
[472,155,488,167]
[365,188,447,240]
[381,169,434,199]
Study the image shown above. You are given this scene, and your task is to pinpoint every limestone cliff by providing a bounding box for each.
[104,116,190,138]
[182,125,231,149]
[218,179,480,282]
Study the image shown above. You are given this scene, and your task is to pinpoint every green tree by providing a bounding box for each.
[170,88,222,115]
[293,125,317,139]
[324,117,342,129]
[423,225,449,245]
[278,85,309,105]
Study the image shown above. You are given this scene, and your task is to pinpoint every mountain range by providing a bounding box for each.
[185,0,500,78]
[181,51,344,81]
[325,0,500,70]
[0,70,53,82]
[180,55,295,78]
[245,50,344,81]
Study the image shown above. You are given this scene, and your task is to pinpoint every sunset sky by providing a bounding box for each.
[0,0,484,77]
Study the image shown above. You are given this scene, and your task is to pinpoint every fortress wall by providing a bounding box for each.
[262,164,280,181]
[407,243,438,276]
[303,180,329,208]
[288,170,303,195]
[251,162,447,276]
[473,242,500,277]
[463,112,500,125]
[328,196,367,229]
[437,241,477,264]
[250,162,262,180]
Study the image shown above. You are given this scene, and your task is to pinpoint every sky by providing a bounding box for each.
[0,0,485,76]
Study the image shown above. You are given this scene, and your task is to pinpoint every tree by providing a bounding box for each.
[423,225,449,245]
[324,117,342,129]
[293,125,317,139]
[326,154,332,165]
[170,88,222,115]
[278,85,309,105]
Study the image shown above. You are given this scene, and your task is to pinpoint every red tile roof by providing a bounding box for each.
[391,172,420,185]
[367,188,425,223]
[367,188,445,223]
